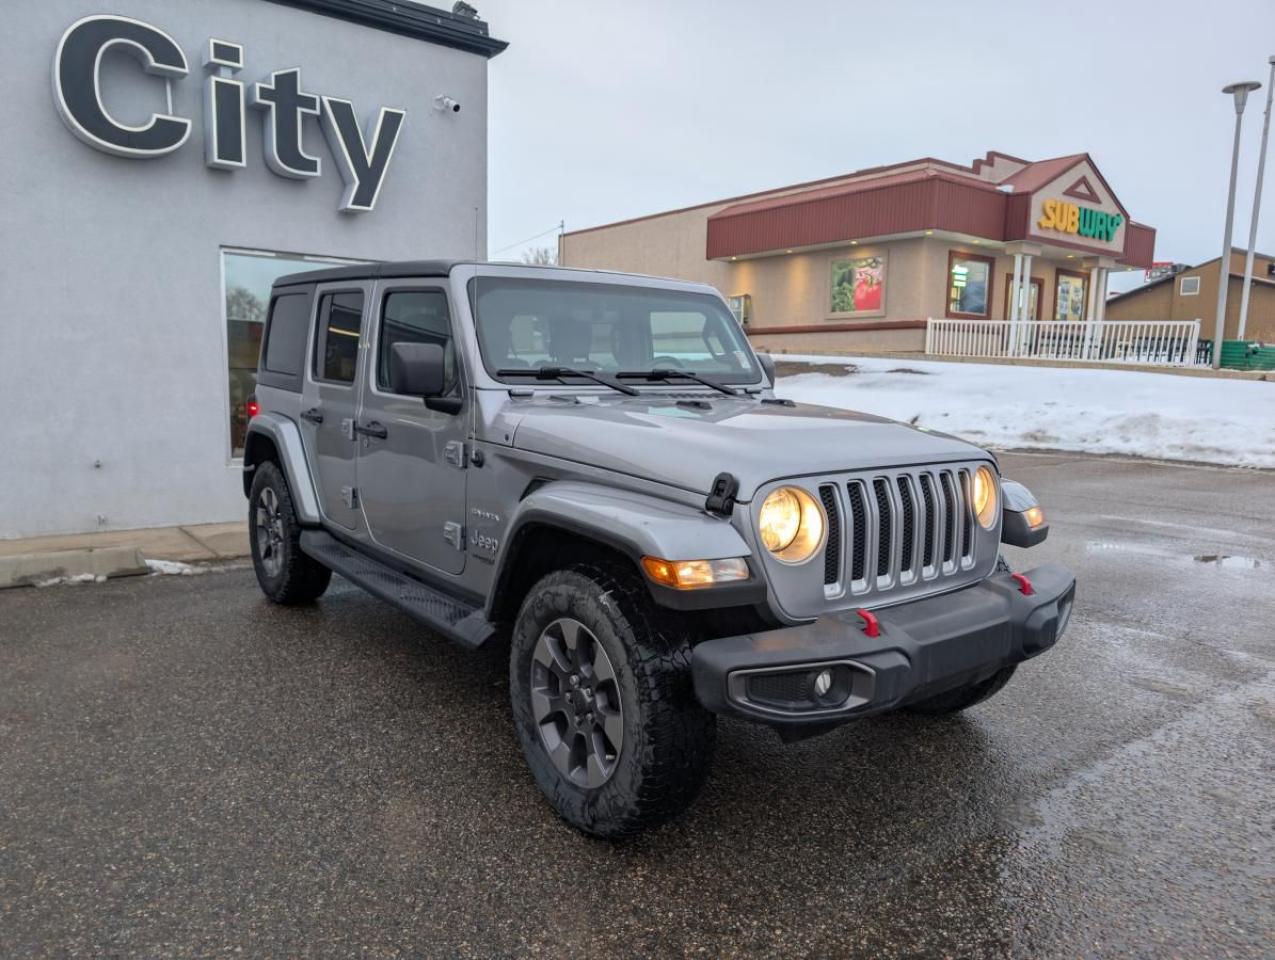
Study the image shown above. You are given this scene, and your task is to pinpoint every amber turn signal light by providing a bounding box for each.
[1024,506,1045,528]
[641,556,749,590]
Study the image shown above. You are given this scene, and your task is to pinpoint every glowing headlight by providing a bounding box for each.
[972,465,999,529]
[758,486,825,564]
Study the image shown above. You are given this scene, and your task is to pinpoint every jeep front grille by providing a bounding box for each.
[820,466,981,600]
[819,485,840,585]
[846,481,868,582]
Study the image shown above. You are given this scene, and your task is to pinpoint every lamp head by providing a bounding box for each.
[1223,80,1262,113]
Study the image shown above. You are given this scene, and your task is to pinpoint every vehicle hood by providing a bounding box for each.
[499,394,988,499]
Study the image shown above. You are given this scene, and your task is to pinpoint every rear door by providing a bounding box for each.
[355,281,469,575]
[297,282,371,531]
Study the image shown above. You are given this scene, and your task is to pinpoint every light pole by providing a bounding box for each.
[1213,80,1262,369]
[1238,57,1275,340]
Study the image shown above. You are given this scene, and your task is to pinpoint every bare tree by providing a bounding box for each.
[225,285,265,324]
[521,245,557,266]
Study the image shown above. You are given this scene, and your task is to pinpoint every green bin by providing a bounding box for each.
[1219,340,1275,371]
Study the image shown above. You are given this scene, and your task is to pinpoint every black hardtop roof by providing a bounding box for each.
[273,259,465,289]
[271,260,722,292]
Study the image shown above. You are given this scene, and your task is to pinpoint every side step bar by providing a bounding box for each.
[299,530,496,651]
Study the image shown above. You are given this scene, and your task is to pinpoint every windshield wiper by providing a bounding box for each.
[617,368,741,396]
[496,366,640,396]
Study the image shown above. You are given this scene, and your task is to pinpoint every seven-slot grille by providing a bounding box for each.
[818,466,980,598]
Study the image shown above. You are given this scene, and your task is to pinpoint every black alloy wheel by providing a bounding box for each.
[530,616,625,789]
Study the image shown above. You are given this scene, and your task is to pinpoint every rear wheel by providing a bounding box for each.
[509,562,715,838]
[248,461,331,605]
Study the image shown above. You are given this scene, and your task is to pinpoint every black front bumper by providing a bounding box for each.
[692,565,1075,730]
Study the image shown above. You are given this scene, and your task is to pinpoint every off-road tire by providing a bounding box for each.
[509,562,716,839]
[248,461,331,605]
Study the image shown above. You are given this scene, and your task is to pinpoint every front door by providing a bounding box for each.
[298,283,370,531]
[1003,275,1042,321]
[356,283,468,576]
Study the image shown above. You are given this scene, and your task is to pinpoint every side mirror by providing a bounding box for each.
[757,352,777,387]
[389,341,461,413]
[389,341,446,397]
[1000,479,1049,548]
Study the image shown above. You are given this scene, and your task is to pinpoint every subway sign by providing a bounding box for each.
[1037,199,1124,243]
[52,15,406,213]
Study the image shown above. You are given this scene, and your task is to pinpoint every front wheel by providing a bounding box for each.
[509,562,715,839]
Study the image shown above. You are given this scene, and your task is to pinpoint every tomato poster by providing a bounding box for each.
[830,255,886,314]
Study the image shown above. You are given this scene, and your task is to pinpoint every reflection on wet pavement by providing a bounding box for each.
[1085,540,1268,572]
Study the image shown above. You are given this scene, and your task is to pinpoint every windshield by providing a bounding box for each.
[469,276,762,384]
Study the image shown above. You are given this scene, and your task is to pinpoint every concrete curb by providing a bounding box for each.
[0,546,150,590]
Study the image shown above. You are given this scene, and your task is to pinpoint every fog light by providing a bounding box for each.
[813,668,833,697]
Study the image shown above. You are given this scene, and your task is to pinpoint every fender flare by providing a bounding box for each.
[489,481,762,615]
[242,413,322,526]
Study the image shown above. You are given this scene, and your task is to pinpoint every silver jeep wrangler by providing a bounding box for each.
[243,260,1075,838]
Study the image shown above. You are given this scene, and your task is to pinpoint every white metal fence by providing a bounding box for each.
[924,319,1202,366]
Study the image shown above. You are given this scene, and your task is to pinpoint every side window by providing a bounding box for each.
[314,291,365,384]
[263,293,309,376]
[378,290,459,393]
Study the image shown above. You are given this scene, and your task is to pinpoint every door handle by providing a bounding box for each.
[355,421,388,439]
[300,407,324,425]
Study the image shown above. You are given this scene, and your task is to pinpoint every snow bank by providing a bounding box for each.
[34,573,106,588]
[145,559,203,576]
[773,356,1275,469]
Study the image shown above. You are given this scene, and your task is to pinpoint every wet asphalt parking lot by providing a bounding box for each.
[1,452,1272,959]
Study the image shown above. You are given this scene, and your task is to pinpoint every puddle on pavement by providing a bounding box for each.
[1192,554,1263,570]
[1085,541,1266,571]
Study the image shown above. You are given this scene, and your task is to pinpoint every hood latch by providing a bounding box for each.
[705,472,739,517]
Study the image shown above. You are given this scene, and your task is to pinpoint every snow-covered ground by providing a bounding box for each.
[773,355,1275,469]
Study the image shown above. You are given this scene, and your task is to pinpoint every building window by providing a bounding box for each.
[1054,269,1089,322]
[1003,275,1043,321]
[223,248,361,457]
[947,252,993,318]
[727,294,752,326]
[830,255,887,315]
[1179,276,1200,296]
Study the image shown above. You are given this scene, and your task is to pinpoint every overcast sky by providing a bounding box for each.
[479,0,1275,293]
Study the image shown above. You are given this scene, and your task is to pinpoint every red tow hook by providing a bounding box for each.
[856,608,880,638]
[1010,573,1034,596]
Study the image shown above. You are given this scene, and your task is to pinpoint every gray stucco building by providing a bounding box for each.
[0,0,505,538]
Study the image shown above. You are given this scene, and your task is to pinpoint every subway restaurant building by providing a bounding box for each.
[560,151,1157,354]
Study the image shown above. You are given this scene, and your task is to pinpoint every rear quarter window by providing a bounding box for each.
[263,291,311,374]
[263,293,310,376]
